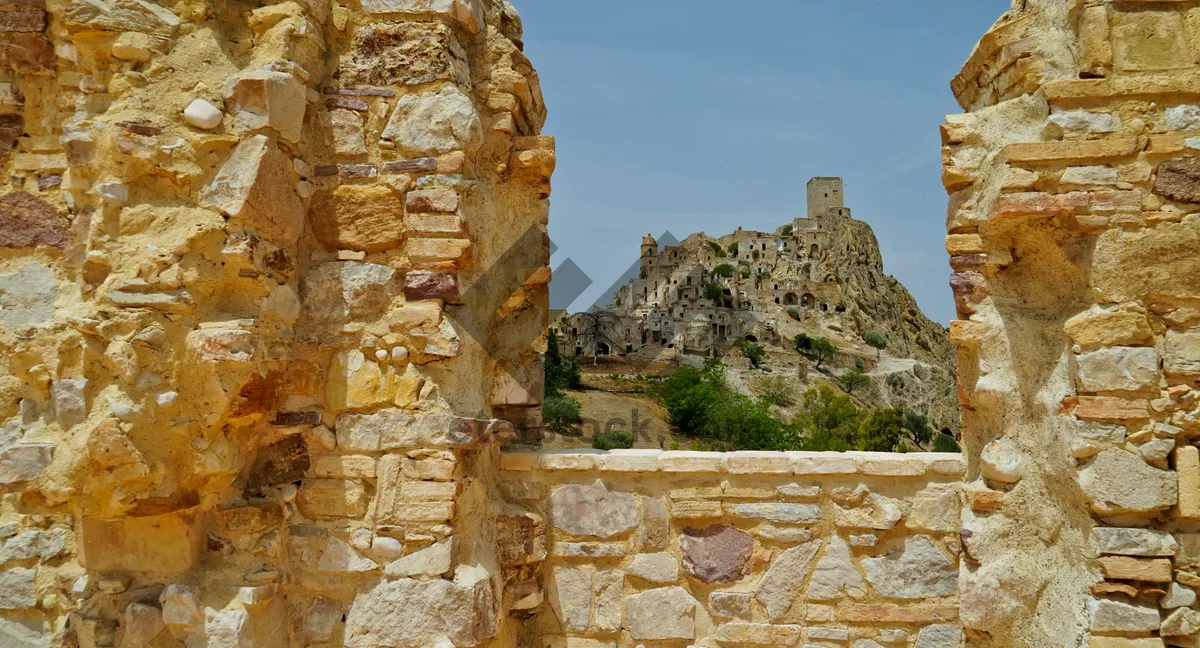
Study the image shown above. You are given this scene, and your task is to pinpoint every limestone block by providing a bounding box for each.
[1176,445,1200,520]
[591,569,622,632]
[1079,5,1112,76]
[1066,307,1154,348]
[201,135,305,245]
[0,263,58,329]
[312,454,377,479]
[331,109,367,156]
[713,623,802,646]
[1075,347,1160,393]
[659,451,724,473]
[709,592,752,620]
[916,624,965,648]
[791,452,858,475]
[552,541,625,558]
[1048,109,1121,134]
[326,350,422,411]
[725,451,791,474]
[1088,598,1161,633]
[341,22,467,88]
[728,502,822,524]
[0,444,53,486]
[225,71,307,142]
[0,191,67,249]
[834,489,903,530]
[1078,448,1177,515]
[1093,219,1200,303]
[625,586,698,641]
[496,508,546,567]
[980,438,1025,483]
[121,602,164,648]
[57,0,181,35]
[1165,330,1200,377]
[296,479,369,519]
[639,496,669,550]
[360,0,485,34]
[861,536,957,599]
[549,480,639,539]
[335,410,513,450]
[312,185,405,254]
[245,436,309,493]
[807,536,866,601]
[680,525,752,584]
[1087,638,1165,648]
[1096,557,1172,582]
[548,564,591,632]
[404,271,461,303]
[0,528,68,563]
[907,484,961,532]
[755,540,821,621]
[0,568,35,609]
[1092,528,1178,557]
[627,552,678,583]
[1162,583,1197,609]
[317,536,379,573]
[384,537,452,578]
[343,565,498,648]
[303,261,399,325]
[383,86,482,156]
[78,508,205,575]
[1161,607,1200,636]
[303,597,342,642]
[1112,10,1191,73]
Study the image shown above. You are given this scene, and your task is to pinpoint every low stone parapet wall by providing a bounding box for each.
[497,450,966,647]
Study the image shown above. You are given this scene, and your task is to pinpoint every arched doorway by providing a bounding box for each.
[783,292,799,306]
[801,293,816,309]
[597,342,611,356]
[810,243,819,257]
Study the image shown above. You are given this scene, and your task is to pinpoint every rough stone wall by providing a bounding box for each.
[0,0,553,647]
[945,1,1200,646]
[497,450,965,648]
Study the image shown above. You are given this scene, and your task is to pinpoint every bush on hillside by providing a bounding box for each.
[933,433,962,453]
[839,368,871,394]
[593,429,634,450]
[712,263,735,278]
[734,338,766,368]
[543,395,582,433]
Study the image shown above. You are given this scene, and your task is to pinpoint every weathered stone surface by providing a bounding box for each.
[0,263,57,329]
[1065,307,1155,348]
[679,525,752,584]
[835,491,904,530]
[807,536,866,600]
[341,22,466,87]
[713,623,802,646]
[548,565,590,633]
[628,552,678,583]
[907,484,960,532]
[624,586,698,641]
[0,528,67,564]
[1156,157,1200,203]
[385,538,453,578]
[78,508,205,575]
[755,540,821,621]
[1165,330,1200,377]
[0,615,48,648]
[1092,219,1200,304]
[1075,347,1160,393]
[201,135,305,245]
[331,109,367,156]
[311,185,405,253]
[1162,582,1197,609]
[245,435,309,493]
[383,85,482,156]
[326,349,423,411]
[303,597,342,642]
[1097,556,1172,582]
[344,565,497,648]
[336,410,512,450]
[709,592,752,620]
[359,0,484,33]
[296,480,369,519]
[980,438,1025,483]
[57,0,180,35]
[916,624,964,648]
[0,444,52,485]
[549,481,639,539]
[0,191,66,249]
[303,262,399,324]
[1161,607,1200,636]
[0,567,35,608]
[1092,527,1178,557]
[226,71,307,143]
[1078,448,1177,515]
[592,569,622,632]
[861,536,957,599]
[404,270,461,303]
[728,502,822,524]
[1088,598,1160,633]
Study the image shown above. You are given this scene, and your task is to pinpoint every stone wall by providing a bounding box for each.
[496,450,965,648]
[945,1,1200,646]
[0,1,553,647]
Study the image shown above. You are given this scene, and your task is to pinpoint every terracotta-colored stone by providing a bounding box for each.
[404,270,461,303]
[680,525,753,584]
[0,190,67,248]
[1156,157,1200,203]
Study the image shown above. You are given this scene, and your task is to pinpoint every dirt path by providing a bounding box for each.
[541,389,693,450]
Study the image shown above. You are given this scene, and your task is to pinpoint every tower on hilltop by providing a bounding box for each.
[807,177,845,220]
[640,234,658,273]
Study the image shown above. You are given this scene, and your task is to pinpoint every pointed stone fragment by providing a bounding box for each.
[201,135,305,246]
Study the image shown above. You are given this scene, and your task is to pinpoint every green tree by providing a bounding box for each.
[703,282,724,302]
[933,433,963,453]
[780,224,794,236]
[795,386,860,451]
[793,333,813,352]
[856,407,905,452]
[542,395,582,433]
[702,394,798,451]
[757,375,795,406]
[712,263,735,278]
[901,410,934,448]
[708,241,727,258]
[810,338,838,368]
[734,338,766,368]
[727,242,739,256]
[544,329,581,398]
[839,368,871,395]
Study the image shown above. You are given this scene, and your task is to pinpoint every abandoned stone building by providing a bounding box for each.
[0,1,1197,648]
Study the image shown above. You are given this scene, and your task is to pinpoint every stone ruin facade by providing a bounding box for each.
[0,0,1199,647]
[944,1,1200,646]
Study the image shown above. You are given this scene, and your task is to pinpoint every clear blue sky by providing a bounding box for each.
[522,0,1011,324]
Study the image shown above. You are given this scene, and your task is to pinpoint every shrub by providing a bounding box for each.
[758,375,795,406]
[703,282,724,302]
[902,410,934,448]
[795,386,859,452]
[787,307,800,321]
[544,330,581,397]
[708,241,727,257]
[712,263,735,278]
[593,429,634,450]
[839,368,871,394]
[734,338,766,368]
[856,407,904,452]
[933,433,963,453]
[542,395,582,433]
[741,270,751,280]
[865,331,888,350]
[780,224,794,236]
[727,242,739,256]
[793,333,813,352]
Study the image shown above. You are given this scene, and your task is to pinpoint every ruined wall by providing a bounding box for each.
[945,1,1200,646]
[0,0,553,646]
[497,450,965,648]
